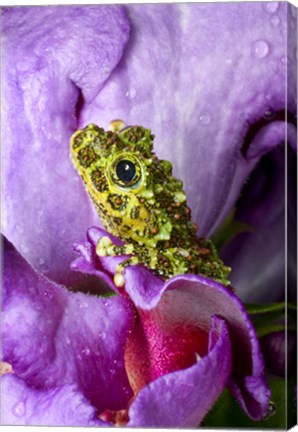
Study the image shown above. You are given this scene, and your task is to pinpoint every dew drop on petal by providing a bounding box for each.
[225,58,233,65]
[263,1,279,13]
[43,289,53,299]
[125,88,137,99]
[12,401,26,417]
[99,331,107,340]
[270,15,280,26]
[122,386,130,396]
[263,110,275,120]
[82,347,91,356]
[198,112,211,125]
[280,55,289,65]
[65,336,71,345]
[252,40,270,59]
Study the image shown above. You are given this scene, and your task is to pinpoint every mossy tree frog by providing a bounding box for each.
[70,121,230,288]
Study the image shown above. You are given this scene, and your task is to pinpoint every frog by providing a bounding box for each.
[70,120,231,288]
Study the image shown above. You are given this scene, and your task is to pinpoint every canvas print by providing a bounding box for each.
[1,2,297,429]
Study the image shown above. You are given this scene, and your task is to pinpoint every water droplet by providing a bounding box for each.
[65,337,71,345]
[20,243,29,254]
[252,40,269,59]
[110,368,116,376]
[198,112,211,125]
[270,15,280,26]
[225,58,233,65]
[125,88,137,99]
[122,386,130,396]
[99,331,106,340]
[39,260,50,273]
[15,224,24,234]
[13,401,26,417]
[264,92,272,101]
[113,359,118,365]
[43,290,53,300]
[82,347,90,356]
[280,55,289,65]
[263,110,275,120]
[263,2,279,13]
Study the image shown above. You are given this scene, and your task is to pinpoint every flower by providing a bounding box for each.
[2,232,270,426]
[1,2,296,427]
[2,4,296,300]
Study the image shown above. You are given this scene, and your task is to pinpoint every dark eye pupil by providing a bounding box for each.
[116,159,136,183]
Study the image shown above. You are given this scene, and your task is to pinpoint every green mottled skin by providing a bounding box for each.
[70,123,230,286]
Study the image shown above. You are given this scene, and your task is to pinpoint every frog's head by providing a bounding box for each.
[70,123,191,247]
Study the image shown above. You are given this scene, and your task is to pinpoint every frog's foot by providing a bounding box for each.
[96,236,135,257]
[114,256,141,288]
[95,237,139,288]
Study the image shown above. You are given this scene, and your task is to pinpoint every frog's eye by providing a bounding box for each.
[110,155,142,189]
[116,159,136,183]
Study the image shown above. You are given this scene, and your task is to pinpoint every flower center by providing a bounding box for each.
[124,309,209,395]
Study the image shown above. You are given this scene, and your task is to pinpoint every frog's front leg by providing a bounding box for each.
[96,236,144,287]
[113,247,160,287]
[96,237,161,287]
[96,236,136,258]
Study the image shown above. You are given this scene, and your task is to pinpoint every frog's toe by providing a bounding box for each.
[114,272,126,288]
[96,236,113,256]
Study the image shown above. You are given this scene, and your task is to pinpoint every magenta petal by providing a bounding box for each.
[1,374,106,426]
[127,316,231,427]
[161,274,270,419]
[2,236,134,413]
[2,6,130,286]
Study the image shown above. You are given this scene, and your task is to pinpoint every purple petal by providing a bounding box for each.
[2,236,134,413]
[221,146,287,301]
[2,6,130,286]
[127,316,231,427]
[159,274,270,419]
[1,374,106,426]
